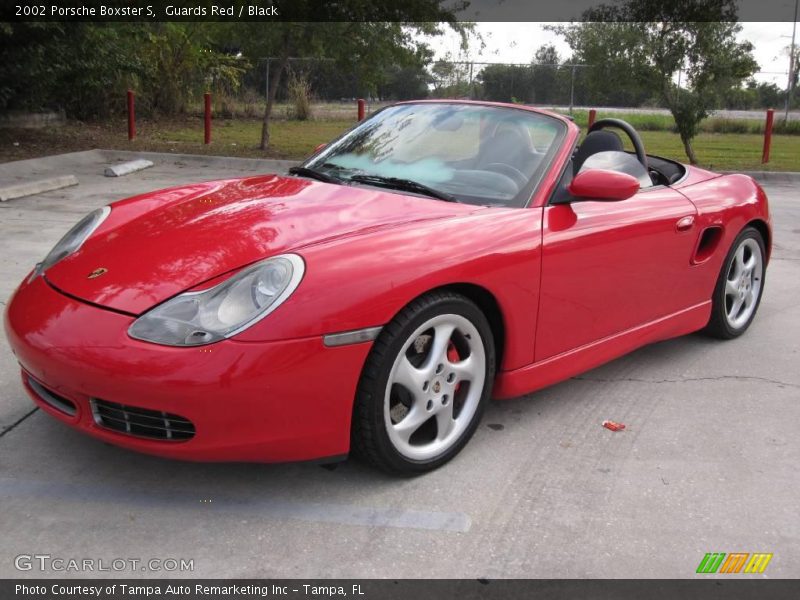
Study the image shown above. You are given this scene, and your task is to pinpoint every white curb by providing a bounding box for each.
[104,159,154,177]
[0,175,79,202]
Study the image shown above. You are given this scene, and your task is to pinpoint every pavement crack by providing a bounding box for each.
[573,375,800,389]
[0,408,38,438]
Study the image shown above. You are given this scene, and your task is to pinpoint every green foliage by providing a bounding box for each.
[429,59,473,98]
[0,22,248,119]
[210,6,470,149]
[0,23,146,118]
[478,65,535,103]
[547,22,654,106]
[378,64,432,100]
[1,0,469,133]
[531,45,565,105]
[555,0,759,163]
[476,45,572,105]
[724,80,783,110]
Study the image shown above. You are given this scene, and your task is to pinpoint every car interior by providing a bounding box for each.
[549,119,688,204]
[579,121,686,182]
[464,116,689,207]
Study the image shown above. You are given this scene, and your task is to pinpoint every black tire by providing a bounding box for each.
[351,291,496,475]
[704,226,766,339]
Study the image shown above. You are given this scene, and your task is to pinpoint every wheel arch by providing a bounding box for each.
[393,282,507,372]
[746,218,771,261]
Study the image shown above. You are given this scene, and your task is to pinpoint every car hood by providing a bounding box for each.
[44,174,473,315]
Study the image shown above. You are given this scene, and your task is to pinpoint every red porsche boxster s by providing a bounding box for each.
[4,101,771,473]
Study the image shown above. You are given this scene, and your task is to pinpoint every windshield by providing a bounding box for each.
[303,103,567,207]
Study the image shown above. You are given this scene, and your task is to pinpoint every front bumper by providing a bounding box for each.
[4,275,371,463]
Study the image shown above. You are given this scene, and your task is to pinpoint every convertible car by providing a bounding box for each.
[4,100,770,474]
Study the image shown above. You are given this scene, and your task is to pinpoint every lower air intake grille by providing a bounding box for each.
[91,399,195,441]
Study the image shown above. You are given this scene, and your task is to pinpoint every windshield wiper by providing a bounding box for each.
[349,174,458,203]
[288,166,341,184]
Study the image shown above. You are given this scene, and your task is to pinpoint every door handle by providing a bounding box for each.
[676,215,695,231]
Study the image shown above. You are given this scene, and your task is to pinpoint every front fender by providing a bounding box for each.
[235,208,544,371]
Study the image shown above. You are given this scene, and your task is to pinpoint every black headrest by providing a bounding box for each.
[574,130,624,174]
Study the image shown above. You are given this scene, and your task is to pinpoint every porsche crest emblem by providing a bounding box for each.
[87,267,108,279]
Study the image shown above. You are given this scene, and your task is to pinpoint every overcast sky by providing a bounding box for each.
[424,22,798,87]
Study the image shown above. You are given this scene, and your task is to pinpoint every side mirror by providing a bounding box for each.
[567,169,639,202]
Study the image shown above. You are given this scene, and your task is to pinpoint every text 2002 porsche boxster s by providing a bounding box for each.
[4,101,770,474]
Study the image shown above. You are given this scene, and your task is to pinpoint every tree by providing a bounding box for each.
[783,43,799,113]
[531,44,562,104]
[553,0,758,164]
[430,57,473,98]
[547,21,654,107]
[0,23,148,118]
[378,63,432,100]
[0,22,247,119]
[219,1,470,150]
[478,64,534,102]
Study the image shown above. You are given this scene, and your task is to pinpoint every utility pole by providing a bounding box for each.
[569,65,576,114]
[785,0,798,122]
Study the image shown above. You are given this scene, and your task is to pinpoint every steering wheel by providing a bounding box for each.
[588,118,648,170]
[484,162,528,189]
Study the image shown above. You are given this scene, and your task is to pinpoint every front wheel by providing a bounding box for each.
[351,291,496,475]
[704,227,766,339]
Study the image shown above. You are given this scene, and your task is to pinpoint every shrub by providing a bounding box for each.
[287,72,313,121]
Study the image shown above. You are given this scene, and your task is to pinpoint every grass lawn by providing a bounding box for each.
[146,118,354,159]
[630,131,800,171]
[1,116,799,172]
[0,117,355,163]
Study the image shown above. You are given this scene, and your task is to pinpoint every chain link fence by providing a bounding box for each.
[182,58,798,126]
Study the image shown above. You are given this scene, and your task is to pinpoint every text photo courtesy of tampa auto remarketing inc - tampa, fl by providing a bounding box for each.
[0,0,799,598]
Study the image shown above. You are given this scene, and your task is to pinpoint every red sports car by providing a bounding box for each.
[4,101,770,474]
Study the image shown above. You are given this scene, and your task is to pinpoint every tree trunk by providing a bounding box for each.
[680,133,699,165]
[259,51,290,151]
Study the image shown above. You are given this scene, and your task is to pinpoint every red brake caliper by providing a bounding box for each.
[447,342,461,393]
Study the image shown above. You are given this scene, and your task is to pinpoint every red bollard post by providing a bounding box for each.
[127,90,135,141]
[204,93,212,145]
[588,108,597,130]
[357,98,365,122]
[762,108,774,164]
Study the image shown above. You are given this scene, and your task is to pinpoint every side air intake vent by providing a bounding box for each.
[694,226,723,264]
[27,376,77,416]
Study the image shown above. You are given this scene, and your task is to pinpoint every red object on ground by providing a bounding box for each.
[588,108,597,129]
[127,90,135,141]
[357,98,366,121]
[603,420,626,432]
[204,92,212,144]
[762,108,774,164]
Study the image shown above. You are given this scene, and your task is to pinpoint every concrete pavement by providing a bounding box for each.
[0,151,797,578]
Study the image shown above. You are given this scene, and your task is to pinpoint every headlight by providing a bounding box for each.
[31,206,111,279]
[128,254,305,347]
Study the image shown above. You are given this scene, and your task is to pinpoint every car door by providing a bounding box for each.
[535,184,699,361]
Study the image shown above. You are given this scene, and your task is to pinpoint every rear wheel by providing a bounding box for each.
[351,291,496,474]
[704,227,766,339]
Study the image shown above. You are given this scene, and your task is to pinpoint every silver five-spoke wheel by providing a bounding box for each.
[705,226,766,339]
[724,237,763,330]
[385,314,485,461]
[352,291,495,474]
